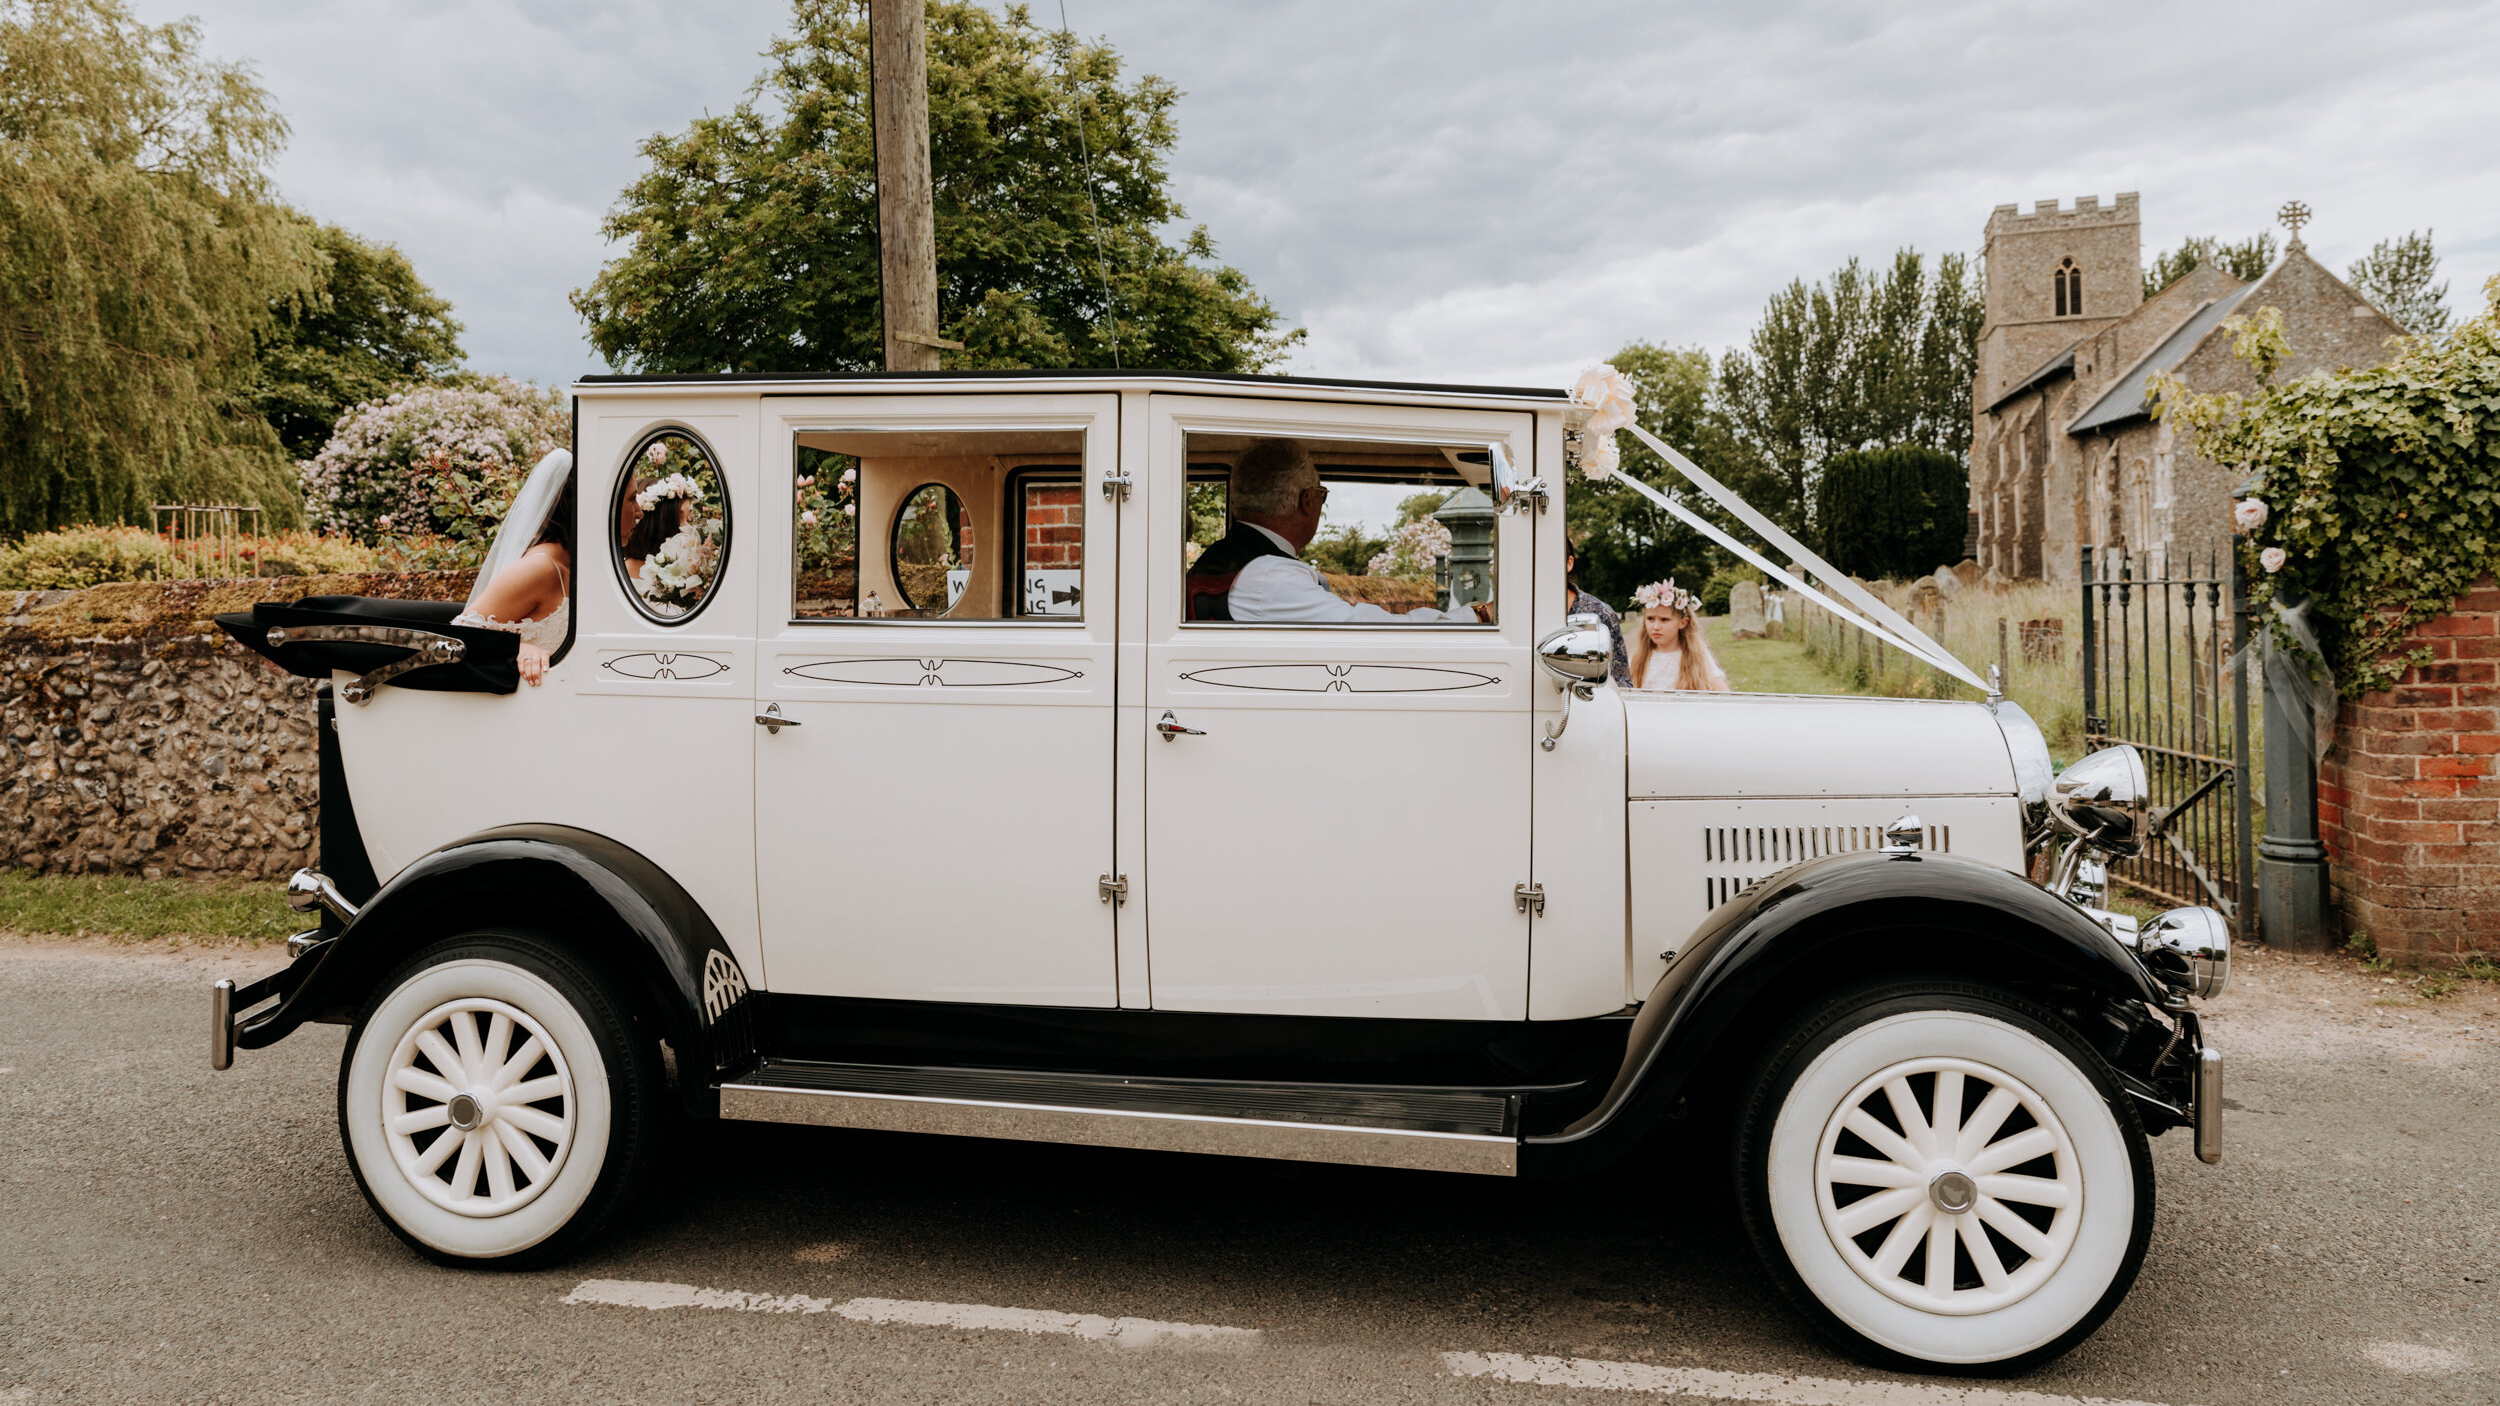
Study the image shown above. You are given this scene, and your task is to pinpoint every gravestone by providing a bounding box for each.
[1730,579,1766,638]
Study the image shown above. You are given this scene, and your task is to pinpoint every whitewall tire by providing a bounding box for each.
[341,933,660,1266]
[1737,981,2154,1373]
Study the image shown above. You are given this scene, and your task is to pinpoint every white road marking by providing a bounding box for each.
[2361,1341,2467,1374]
[1442,1353,2184,1406]
[562,1278,1259,1351]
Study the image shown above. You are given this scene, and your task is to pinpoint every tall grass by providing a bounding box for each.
[1794,580,2092,759]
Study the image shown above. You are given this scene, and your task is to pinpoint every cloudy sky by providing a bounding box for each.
[141,0,2500,391]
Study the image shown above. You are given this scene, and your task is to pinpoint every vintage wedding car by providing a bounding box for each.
[210,370,2228,1372]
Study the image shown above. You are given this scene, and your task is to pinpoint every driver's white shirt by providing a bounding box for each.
[1227,523,1472,623]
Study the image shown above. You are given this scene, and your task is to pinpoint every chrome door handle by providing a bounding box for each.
[1155,710,1204,741]
[755,703,800,734]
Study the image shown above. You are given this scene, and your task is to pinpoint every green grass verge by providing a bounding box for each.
[0,870,294,943]
[1703,616,1864,697]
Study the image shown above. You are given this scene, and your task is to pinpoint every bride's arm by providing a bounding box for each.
[469,550,563,625]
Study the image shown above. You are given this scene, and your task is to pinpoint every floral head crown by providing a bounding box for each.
[1633,578,1699,614]
[635,472,705,512]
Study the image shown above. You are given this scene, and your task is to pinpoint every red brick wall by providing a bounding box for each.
[1024,483,1083,570]
[2319,576,2500,966]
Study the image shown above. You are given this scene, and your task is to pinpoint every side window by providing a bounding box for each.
[791,428,1085,621]
[1180,432,1498,626]
[614,429,730,623]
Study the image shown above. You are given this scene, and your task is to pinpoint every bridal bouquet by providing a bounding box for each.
[636,518,724,613]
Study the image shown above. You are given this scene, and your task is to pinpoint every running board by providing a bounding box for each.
[717,1059,1521,1177]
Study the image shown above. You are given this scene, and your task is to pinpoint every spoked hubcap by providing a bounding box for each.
[383,998,576,1217]
[1813,1056,2082,1314]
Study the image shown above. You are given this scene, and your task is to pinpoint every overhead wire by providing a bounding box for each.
[1054,0,1121,368]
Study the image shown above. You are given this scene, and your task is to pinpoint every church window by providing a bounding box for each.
[2054,257,2083,317]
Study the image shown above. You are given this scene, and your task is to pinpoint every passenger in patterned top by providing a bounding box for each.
[1562,543,1630,687]
[1627,578,1729,691]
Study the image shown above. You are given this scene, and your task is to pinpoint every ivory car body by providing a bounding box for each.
[210,371,2225,1374]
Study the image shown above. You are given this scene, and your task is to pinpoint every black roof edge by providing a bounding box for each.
[571,367,1569,399]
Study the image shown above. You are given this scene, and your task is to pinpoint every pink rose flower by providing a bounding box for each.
[800,510,818,527]
[2260,547,2287,573]
[2234,498,2269,531]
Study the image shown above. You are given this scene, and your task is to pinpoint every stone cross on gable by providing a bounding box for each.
[2277,200,2312,252]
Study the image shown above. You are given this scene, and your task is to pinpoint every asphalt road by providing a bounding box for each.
[1,939,2493,1405]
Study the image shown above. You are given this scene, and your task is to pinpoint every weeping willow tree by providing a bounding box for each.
[0,0,320,534]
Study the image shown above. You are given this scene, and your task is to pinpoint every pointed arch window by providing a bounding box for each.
[2054,257,2083,317]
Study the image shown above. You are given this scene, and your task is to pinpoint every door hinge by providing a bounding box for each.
[1099,873,1129,907]
[1514,882,1545,916]
[1100,472,1133,502]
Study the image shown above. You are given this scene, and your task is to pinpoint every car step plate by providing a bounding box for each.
[718,1059,1521,1176]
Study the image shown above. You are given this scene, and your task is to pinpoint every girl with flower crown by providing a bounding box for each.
[1627,578,1729,692]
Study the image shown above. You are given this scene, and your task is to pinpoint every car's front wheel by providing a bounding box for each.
[1736,980,2154,1373]
[339,932,661,1266]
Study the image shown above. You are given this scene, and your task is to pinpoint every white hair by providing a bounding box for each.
[1230,439,1318,517]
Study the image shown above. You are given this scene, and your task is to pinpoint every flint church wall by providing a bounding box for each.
[0,572,473,881]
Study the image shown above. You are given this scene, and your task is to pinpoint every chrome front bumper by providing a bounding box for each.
[2194,1040,2223,1165]
[210,867,356,1070]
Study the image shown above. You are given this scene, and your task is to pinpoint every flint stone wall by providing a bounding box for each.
[0,572,473,881]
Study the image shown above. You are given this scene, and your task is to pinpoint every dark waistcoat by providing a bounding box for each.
[1185,522,1295,622]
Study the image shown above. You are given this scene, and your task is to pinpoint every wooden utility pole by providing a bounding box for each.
[868,0,951,371]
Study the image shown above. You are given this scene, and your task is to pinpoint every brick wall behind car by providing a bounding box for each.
[2319,575,2500,967]
[0,572,473,882]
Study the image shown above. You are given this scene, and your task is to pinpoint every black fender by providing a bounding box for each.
[236,824,757,1116]
[1517,847,2164,1176]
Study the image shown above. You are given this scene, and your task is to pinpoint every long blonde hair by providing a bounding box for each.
[1629,604,1726,691]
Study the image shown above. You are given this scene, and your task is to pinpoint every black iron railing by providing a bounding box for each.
[2079,546,2254,934]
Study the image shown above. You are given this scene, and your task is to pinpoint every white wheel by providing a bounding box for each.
[1740,983,2153,1372]
[380,997,578,1217]
[342,935,658,1265]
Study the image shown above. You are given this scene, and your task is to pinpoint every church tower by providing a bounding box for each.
[1975,194,2142,407]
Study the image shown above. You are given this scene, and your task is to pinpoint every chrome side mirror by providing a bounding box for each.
[1537,613,1612,752]
[1538,613,1612,694]
[1486,442,1517,509]
[2138,905,2230,998]
[2052,745,2146,854]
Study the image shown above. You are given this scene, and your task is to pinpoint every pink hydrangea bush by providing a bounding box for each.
[1366,517,1452,579]
[299,378,567,544]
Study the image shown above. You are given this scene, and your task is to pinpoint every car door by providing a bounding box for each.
[752,393,1122,1006]
[1136,394,1536,1021]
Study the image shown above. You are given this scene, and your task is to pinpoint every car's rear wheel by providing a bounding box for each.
[1735,980,2154,1373]
[340,932,660,1266]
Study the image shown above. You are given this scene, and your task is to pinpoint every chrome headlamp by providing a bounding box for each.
[2136,905,2230,999]
[2051,745,2147,857]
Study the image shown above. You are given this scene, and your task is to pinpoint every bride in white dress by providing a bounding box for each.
[455,476,573,686]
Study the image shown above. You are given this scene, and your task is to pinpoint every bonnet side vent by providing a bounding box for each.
[1702,824,1951,910]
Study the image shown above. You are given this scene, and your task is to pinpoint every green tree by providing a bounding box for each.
[574,0,1298,375]
[2347,230,2449,339]
[2142,233,2276,300]
[1815,445,1969,579]
[254,220,465,460]
[0,0,321,533]
[1713,249,1979,548]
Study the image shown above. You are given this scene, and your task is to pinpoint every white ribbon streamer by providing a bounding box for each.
[1601,424,1991,693]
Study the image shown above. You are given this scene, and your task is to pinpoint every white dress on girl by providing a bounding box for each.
[1638,649,1729,691]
